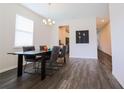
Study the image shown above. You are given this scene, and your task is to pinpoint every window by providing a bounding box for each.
[15,15,34,47]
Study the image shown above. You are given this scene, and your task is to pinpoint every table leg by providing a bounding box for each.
[41,57,46,80]
[17,54,23,77]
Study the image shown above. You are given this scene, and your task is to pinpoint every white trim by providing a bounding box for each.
[0,65,17,73]
[112,72,124,88]
[69,56,98,59]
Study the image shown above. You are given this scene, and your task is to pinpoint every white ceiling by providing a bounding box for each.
[22,3,109,22]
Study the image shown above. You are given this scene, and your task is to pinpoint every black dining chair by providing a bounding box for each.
[46,46,60,74]
[23,46,42,73]
[58,45,67,64]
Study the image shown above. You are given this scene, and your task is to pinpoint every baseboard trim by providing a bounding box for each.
[112,72,124,88]
[0,65,17,73]
[70,56,97,59]
[69,57,98,60]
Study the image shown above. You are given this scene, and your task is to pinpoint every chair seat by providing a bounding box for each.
[26,56,42,62]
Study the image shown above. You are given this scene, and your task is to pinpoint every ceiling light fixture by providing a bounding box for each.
[42,3,55,26]
[42,18,55,26]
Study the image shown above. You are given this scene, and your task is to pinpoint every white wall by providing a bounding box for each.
[98,23,112,55]
[0,4,52,73]
[109,4,124,87]
[51,18,97,59]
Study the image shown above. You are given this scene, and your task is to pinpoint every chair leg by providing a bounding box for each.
[24,61,41,74]
[24,61,27,73]
[33,62,35,69]
[36,62,41,72]
[33,62,37,72]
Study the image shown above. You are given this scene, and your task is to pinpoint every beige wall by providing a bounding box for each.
[98,23,112,55]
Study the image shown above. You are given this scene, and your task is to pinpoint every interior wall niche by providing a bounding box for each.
[76,30,89,44]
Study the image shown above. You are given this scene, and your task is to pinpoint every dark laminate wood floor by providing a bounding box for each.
[0,57,123,89]
[98,49,112,72]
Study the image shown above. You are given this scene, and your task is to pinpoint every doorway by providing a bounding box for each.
[58,25,69,53]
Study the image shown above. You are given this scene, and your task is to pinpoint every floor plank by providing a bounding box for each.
[0,57,122,89]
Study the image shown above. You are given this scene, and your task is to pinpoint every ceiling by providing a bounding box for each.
[22,3,109,22]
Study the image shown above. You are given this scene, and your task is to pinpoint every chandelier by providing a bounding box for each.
[42,18,55,26]
[42,3,55,26]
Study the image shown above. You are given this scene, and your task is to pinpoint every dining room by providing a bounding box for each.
[0,3,69,88]
[0,3,124,89]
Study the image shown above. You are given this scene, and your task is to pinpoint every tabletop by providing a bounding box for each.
[8,50,52,55]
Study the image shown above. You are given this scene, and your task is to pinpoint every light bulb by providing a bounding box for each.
[43,19,46,23]
[44,22,47,24]
[52,21,55,24]
[42,19,47,25]
[48,18,51,22]
[49,22,52,25]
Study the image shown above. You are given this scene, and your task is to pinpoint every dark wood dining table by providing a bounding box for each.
[8,50,51,80]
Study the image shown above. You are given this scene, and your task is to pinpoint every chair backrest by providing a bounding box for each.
[23,46,35,61]
[40,45,47,51]
[49,46,60,64]
[60,45,66,58]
